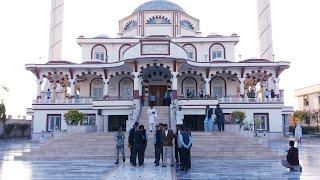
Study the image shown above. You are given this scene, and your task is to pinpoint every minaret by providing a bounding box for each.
[257,0,273,60]
[48,0,64,61]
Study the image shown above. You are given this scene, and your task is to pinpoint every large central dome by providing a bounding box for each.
[133,0,185,14]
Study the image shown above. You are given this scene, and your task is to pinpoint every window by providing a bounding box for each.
[95,52,105,61]
[91,44,107,62]
[254,113,269,131]
[119,78,133,99]
[81,114,96,125]
[213,86,223,98]
[212,51,222,59]
[303,96,309,106]
[182,77,197,98]
[91,79,104,100]
[183,44,197,61]
[224,113,232,124]
[209,43,225,61]
[47,115,61,132]
[187,52,194,60]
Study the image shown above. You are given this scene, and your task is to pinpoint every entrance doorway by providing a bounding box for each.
[149,85,168,106]
[183,115,205,131]
[108,115,127,132]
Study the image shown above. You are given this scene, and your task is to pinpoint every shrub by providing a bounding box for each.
[4,124,15,137]
[64,109,84,125]
[289,126,318,135]
[20,124,30,136]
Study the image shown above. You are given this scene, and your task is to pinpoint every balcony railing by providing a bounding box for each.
[177,96,284,104]
[218,97,284,103]
[33,98,93,104]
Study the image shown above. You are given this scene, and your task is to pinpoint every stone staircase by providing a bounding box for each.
[15,131,280,161]
[138,106,170,129]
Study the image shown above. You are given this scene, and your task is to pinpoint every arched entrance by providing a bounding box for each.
[140,65,172,106]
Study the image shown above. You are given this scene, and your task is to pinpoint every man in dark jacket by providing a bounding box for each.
[154,124,163,166]
[174,125,181,163]
[132,125,145,166]
[128,122,139,165]
[161,124,175,167]
[281,140,302,171]
[215,104,225,131]
[178,125,192,171]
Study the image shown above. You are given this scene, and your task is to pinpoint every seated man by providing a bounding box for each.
[281,140,302,171]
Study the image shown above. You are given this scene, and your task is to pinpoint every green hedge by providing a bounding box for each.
[289,126,318,135]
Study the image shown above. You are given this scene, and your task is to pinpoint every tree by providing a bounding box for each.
[0,103,7,125]
[293,110,310,126]
[64,109,84,125]
[311,109,320,132]
[231,111,246,128]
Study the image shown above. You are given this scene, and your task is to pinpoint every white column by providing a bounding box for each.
[257,0,273,60]
[274,77,280,97]
[171,72,178,91]
[103,78,109,98]
[204,78,211,97]
[139,79,143,97]
[171,72,179,99]
[133,72,140,91]
[239,78,245,97]
[49,0,64,61]
[36,79,42,98]
[69,79,76,97]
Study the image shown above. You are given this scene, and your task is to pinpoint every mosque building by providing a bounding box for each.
[26,0,292,140]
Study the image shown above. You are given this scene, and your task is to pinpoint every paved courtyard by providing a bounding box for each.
[0,137,320,179]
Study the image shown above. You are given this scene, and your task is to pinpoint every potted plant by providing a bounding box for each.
[231,111,246,130]
[64,109,84,134]
[64,109,84,126]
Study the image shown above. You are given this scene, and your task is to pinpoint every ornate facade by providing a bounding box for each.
[26,0,291,140]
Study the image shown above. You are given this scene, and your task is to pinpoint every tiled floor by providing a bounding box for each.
[1,137,320,179]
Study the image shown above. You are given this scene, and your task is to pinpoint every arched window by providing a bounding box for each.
[91,44,107,62]
[180,20,194,30]
[182,77,197,98]
[119,78,133,99]
[211,77,226,98]
[124,20,138,31]
[183,44,197,61]
[146,15,171,24]
[209,43,225,61]
[119,44,131,60]
[91,78,104,100]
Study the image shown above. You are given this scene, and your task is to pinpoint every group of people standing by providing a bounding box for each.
[204,104,225,132]
[123,120,192,171]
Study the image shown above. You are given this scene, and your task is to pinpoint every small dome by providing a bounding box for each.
[94,34,110,39]
[133,0,185,14]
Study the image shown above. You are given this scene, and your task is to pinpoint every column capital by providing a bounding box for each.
[204,77,211,83]
[171,72,179,78]
[103,78,109,84]
[36,79,42,84]
[273,77,280,83]
[69,79,76,84]
[239,77,246,83]
[132,72,140,78]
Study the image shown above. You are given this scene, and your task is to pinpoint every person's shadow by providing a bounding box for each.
[282,170,302,180]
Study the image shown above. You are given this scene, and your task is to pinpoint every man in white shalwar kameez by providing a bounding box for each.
[148,105,157,132]
[295,124,302,144]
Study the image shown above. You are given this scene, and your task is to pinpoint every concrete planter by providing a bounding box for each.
[225,124,254,137]
[67,125,97,134]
